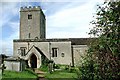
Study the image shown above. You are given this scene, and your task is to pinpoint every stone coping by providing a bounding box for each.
[4,57,24,61]
[13,38,70,42]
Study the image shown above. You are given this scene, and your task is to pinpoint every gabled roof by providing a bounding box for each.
[25,45,44,56]
[25,45,49,60]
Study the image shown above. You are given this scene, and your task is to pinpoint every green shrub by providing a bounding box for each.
[69,67,76,73]
[39,65,48,72]
[65,65,69,70]
[53,64,60,69]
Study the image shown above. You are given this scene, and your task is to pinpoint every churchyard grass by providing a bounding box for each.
[2,69,38,80]
[45,70,77,79]
[2,65,78,79]
[39,64,78,79]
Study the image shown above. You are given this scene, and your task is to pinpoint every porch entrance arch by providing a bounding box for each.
[30,53,37,68]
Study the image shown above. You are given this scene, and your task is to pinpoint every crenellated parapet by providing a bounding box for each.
[20,6,42,11]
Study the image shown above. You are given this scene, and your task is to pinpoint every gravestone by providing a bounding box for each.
[0,54,6,79]
[4,57,26,72]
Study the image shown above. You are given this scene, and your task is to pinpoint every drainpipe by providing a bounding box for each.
[49,42,52,73]
[71,46,74,67]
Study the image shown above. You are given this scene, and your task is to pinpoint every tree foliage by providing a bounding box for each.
[78,1,120,80]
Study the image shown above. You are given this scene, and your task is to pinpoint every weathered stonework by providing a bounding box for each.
[13,40,72,68]
[72,45,88,66]
[4,57,25,71]
[20,6,45,39]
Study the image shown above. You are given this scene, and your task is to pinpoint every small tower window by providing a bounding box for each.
[28,14,32,19]
[61,53,65,57]
[29,33,30,38]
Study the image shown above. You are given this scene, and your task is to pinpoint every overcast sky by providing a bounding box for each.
[0,0,104,56]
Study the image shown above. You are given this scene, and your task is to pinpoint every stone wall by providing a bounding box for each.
[72,45,88,66]
[13,41,72,67]
[50,41,72,65]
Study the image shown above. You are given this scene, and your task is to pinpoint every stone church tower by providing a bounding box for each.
[20,6,46,39]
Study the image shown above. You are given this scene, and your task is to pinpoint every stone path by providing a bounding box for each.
[34,68,46,80]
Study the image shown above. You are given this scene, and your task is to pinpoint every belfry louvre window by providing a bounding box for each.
[28,33,30,38]
[28,14,32,19]
[20,47,26,56]
[52,48,58,57]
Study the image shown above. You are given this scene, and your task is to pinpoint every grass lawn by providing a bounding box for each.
[45,70,77,79]
[39,64,78,79]
[2,69,38,80]
[2,65,78,80]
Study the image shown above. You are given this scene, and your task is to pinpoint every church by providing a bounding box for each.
[5,6,95,70]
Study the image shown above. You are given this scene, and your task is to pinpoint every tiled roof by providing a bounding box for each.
[13,38,96,45]
[69,38,96,45]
